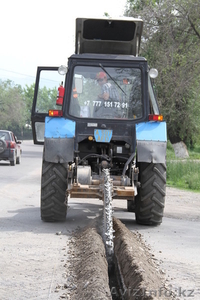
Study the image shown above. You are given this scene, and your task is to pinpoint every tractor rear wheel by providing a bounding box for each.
[135,162,166,225]
[41,159,68,222]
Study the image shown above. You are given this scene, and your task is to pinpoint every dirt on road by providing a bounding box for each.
[164,187,200,221]
[62,217,175,300]
[59,187,200,300]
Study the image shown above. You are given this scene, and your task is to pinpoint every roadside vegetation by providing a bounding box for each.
[0,80,34,139]
[167,141,200,191]
[125,0,200,147]
[0,80,52,140]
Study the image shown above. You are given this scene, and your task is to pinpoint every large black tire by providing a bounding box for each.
[135,162,166,225]
[41,160,68,222]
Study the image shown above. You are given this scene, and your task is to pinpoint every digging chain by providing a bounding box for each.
[103,168,114,261]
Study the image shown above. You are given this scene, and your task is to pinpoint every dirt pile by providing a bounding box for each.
[66,224,112,300]
[62,217,175,300]
[113,218,175,299]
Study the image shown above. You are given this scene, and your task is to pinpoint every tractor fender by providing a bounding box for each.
[136,121,167,164]
[44,117,76,163]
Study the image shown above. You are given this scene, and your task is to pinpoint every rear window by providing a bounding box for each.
[0,131,10,141]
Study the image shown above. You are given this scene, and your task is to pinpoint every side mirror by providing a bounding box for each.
[58,65,68,75]
[15,136,21,144]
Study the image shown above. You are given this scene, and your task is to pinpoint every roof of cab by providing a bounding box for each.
[70,53,146,62]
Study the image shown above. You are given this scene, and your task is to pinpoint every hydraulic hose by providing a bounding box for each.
[122,152,136,177]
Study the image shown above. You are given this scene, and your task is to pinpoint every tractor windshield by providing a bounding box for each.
[69,66,143,120]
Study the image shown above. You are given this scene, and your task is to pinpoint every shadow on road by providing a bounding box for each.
[0,201,104,236]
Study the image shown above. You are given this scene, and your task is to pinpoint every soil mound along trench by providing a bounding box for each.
[64,217,175,300]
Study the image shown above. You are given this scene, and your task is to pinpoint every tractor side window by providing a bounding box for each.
[128,69,142,119]
[35,70,65,113]
[69,66,143,120]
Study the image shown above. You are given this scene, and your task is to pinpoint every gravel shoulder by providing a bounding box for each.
[165,186,200,221]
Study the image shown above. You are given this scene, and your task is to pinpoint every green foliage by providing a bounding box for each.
[0,79,58,138]
[23,83,35,125]
[187,144,200,159]
[166,140,176,160]
[125,0,200,147]
[126,0,158,11]
[167,160,200,191]
[0,80,26,130]
[36,86,57,113]
[166,140,200,190]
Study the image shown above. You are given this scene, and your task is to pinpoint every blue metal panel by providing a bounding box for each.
[44,117,76,138]
[136,121,167,142]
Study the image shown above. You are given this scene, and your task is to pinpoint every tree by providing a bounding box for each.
[36,86,57,113]
[125,0,200,146]
[23,83,35,126]
[0,79,59,139]
[0,80,26,133]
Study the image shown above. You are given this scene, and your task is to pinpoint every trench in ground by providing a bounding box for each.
[63,216,175,300]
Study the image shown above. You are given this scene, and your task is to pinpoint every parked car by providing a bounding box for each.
[0,130,22,166]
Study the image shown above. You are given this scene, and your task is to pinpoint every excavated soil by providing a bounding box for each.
[63,222,112,300]
[62,216,175,300]
[113,218,174,299]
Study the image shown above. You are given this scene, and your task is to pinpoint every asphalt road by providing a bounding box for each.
[0,140,200,299]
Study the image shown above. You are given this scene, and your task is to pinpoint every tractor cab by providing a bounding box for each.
[31,18,158,146]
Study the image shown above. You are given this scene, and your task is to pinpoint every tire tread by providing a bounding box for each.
[41,158,68,222]
[135,162,166,225]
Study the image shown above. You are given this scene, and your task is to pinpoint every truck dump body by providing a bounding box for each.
[75,18,143,55]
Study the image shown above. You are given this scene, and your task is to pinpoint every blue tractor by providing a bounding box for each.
[31,18,167,260]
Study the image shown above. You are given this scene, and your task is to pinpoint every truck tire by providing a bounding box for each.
[41,159,68,222]
[135,162,166,225]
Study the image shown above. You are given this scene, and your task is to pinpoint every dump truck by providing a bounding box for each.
[31,18,167,261]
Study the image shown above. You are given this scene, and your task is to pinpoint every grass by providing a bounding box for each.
[166,141,200,191]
